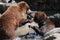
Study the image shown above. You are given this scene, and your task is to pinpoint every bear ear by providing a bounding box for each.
[18,1,26,8]
[17,1,29,10]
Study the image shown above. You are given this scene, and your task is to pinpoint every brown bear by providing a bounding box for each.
[0,1,30,40]
[27,11,55,36]
[34,11,55,33]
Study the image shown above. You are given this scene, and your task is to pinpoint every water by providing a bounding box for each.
[14,33,43,40]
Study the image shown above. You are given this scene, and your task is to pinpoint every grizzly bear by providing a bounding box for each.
[28,11,55,36]
[0,1,30,40]
[34,11,55,33]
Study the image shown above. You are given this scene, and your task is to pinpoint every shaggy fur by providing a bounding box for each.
[27,11,55,36]
[28,11,55,35]
[35,11,55,33]
[33,11,48,28]
[0,1,30,40]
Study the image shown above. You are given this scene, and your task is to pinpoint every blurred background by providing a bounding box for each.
[0,0,60,13]
[0,0,60,17]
